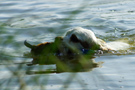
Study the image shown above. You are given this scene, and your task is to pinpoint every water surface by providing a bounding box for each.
[0,0,135,90]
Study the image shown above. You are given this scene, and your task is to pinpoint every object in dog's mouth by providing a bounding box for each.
[24,27,129,65]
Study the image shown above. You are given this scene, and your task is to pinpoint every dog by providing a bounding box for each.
[63,27,111,51]
[24,27,130,65]
[63,27,130,51]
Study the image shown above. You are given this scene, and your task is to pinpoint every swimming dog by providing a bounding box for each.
[24,27,129,65]
[63,27,111,51]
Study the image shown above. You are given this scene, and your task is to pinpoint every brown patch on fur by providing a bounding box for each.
[25,37,63,65]
[30,37,63,55]
[31,42,52,55]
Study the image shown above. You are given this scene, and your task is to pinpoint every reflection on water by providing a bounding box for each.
[26,54,103,74]
[1,0,135,90]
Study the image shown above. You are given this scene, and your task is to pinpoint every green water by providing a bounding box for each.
[0,0,135,90]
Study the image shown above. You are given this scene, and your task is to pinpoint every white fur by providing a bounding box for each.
[63,27,99,50]
[106,41,130,50]
[63,27,130,51]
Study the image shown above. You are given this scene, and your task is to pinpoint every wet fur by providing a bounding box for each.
[25,37,64,65]
[24,27,111,65]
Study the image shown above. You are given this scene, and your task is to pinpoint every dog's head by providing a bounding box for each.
[63,27,111,51]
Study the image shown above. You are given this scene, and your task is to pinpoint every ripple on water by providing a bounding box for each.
[1,0,135,90]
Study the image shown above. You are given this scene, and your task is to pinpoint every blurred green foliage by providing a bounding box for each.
[0,1,102,90]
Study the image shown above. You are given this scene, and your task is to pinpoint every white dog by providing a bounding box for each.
[24,27,130,65]
[63,27,129,52]
[63,27,111,52]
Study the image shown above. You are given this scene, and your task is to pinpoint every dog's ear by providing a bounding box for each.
[80,41,90,49]
[70,34,90,48]
[70,34,80,43]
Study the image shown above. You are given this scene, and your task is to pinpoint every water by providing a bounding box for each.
[0,0,135,90]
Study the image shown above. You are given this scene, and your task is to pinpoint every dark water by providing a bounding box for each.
[0,0,135,90]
